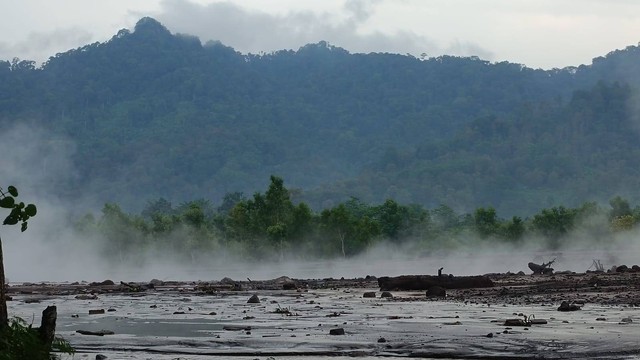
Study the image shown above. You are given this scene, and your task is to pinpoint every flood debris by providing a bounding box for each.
[528,259,555,275]
[557,301,581,311]
[76,329,115,336]
[378,274,493,291]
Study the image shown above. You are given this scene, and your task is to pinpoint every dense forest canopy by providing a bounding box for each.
[2,17,640,216]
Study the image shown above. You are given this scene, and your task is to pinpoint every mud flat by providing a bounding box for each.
[7,271,640,359]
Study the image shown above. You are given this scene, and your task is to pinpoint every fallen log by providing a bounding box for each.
[378,275,493,291]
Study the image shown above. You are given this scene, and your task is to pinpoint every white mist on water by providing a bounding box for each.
[2,123,640,283]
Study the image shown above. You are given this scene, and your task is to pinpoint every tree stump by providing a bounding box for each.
[38,305,57,348]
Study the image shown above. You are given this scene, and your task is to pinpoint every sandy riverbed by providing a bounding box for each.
[6,271,640,359]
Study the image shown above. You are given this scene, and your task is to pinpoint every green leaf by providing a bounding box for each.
[25,204,37,217]
[21,222,28,232]
[7,185,18,197]
[3,216,18,225]
[0,196,15,208]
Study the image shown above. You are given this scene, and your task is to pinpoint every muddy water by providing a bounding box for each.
[8,284,640,359]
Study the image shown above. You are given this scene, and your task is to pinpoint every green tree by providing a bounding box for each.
[531,206,576,247]
[0,185,37,328]
[609,196,632,221]
[474,207,499,238]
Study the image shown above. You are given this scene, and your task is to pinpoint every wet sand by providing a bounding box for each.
[7,271,640,359]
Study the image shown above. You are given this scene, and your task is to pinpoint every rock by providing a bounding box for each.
[173,311,185,314]
[149,279,163,286]
[616,265,629,273]
[329,328,345,335]
[558,301,581,312]
[530,319,548,325]
[90,280,114,286]
[209,311,217,315]
[363,292,376,298]
[486,333,494,338]
[76,329,114,336]
[96,355,108,360]
[381,291,393,298]
[107,308,116,312]
[88,309,105,315]
[220,277,235,285]
[282,282,297,290]
[517,271,525,276]
[247,294,260,304]
[426,286,446,298]
[620,317,633,324]
[632,265,640,272]
[75,294,98,300]
[596,317,607,321]
[377,337,387,343]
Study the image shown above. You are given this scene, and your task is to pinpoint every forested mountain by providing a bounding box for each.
[1,17,639,215]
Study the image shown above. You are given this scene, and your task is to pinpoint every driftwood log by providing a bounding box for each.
[528,259,555,275]
[378,275,493,291]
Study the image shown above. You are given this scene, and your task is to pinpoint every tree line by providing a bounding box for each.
[73,176,640,263]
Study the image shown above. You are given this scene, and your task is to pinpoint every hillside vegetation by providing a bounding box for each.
[2,17,640,215]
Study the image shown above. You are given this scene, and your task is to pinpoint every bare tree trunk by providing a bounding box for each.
[0,235,8,328]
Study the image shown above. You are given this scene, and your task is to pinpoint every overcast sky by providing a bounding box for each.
[1,0,639,69]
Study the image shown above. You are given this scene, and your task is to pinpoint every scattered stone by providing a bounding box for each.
[381,291,393,298]
[329,328,345,335]
[596,317,607,321]
[486,333,494,338]
[558,301,581,312]
[76,329,115,336]
[209,311,217,315]
[247,294,260,304]
[150,304,157,308]
[620,317,633,324]
[377,337,387,343]
[75,294,98,300]
[88,309,105,315]
[363,292,376,298]
[426,286,446,298]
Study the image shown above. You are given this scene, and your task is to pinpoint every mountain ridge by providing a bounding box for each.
[1,17,639,215]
